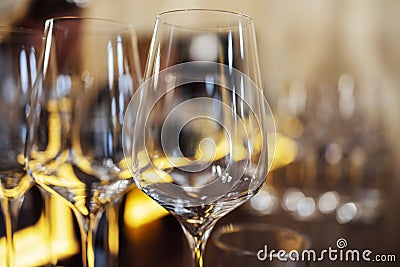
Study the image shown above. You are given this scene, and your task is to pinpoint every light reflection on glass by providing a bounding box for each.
[189,34,219,61]
[336,202,358,224]
[249,186,279,215]
[295,196,316,219]
[19,49,28,94]
[29,47,37,87]
[318,191,340,214]
[107,40,115,90]
[324,143,342,165]
[282,187,305,212]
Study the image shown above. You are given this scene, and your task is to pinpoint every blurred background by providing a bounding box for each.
[1,0,400,266]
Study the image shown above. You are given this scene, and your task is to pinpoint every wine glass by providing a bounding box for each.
[122,9,275,267]
[0,27,42,267]
[25,17,142,267]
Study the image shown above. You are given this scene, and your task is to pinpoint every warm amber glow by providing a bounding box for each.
[270,133,298,171]
[33,162,88,216]
[149,132,297,173]
[121,119,283,231]
[0,196,79,267]
[149,133,259,171]
[106,206,119,256]
[0,223,50,267]
[49,196,80,258]
[0,175,32,199]
[124,188,168,229]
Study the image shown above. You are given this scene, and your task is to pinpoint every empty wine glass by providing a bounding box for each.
[25,17,142,267]
[0,27,42,267]
[123,9,275,267]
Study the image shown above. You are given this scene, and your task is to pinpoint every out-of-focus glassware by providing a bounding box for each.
[0,27,42,267]
[250,71,391,224]
[123,9,276,267]
[212,223,311,267]
[25,17,142,267]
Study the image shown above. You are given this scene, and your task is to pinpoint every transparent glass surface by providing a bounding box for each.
[25,17,142,267]
[123,9,276,267]
[0,27,42,267]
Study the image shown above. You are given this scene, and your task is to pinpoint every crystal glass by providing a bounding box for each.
[0,27,42,267]
[25,17,142,267]
[123,9,275,267]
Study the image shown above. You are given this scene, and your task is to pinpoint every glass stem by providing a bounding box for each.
[105,198,122,267]
[0,196,24,267]
[182,222,216,267]
[38,188,56,266]
[74,209,103,267]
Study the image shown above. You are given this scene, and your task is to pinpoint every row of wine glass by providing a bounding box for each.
[1,9,275,267]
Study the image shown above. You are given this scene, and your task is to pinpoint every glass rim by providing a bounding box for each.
[213,223,312,256]
[156,9,254,30]
[45,16,134,33]
[0,26,43,37]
